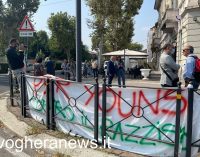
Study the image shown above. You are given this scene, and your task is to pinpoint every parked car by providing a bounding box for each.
[26,63,34,73]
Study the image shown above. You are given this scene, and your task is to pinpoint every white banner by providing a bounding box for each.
[26,77,200,157]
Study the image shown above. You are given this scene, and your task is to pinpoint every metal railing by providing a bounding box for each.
[8,73,200,157]
[186,86,200,157]
[101,79,182,157]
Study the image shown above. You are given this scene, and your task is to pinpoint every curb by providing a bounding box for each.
[0,98,28,137]
[0,97,122,157]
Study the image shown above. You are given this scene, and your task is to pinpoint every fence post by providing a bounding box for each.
[174,82,182,157]
[102,78,106,146]
[94,78,99,144]
[50,79,56,130]
[9,69,14,106]
[46,78,50,129]
[20,72,24,116]
[22,72,27,118]
[186,82,194,157]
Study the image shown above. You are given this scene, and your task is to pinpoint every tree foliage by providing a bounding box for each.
[48,12,76,60]
[0,0,40,55]
[28,30,49,59]
[48,12,91,61]
[86,0,143,51]
[128,42,143,51]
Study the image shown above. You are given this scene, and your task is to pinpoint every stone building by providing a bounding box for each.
[149,0,200,68]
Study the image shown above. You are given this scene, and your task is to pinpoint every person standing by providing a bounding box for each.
[70,60,76,81]
[6,38,25,91]
[160,43,180,87]
[45,57,55,76]
[117,56,125,87]
[83,60,88,78]
[61,59,68,75]
[92,59,98,78]
[66,60,71,80]
[107,56,116,86]
[182,44,200,90]
[34,57,44,76]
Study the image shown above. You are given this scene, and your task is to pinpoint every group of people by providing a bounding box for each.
[33,56,55,76]
[160,43,199,90]
[6,38,57,92]
[82,59,98,78]
[6,38,200,92]
[61,59,76,80]
[107,56,126,87]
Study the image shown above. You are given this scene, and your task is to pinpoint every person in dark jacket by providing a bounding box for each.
[117,56,125,87]
[6,38,25,92]
[45,57,55,75]
[107,56,116,86]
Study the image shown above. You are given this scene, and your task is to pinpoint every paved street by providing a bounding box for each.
[0,124,57,157]
[0,74,9,94]
[0,125,36,157]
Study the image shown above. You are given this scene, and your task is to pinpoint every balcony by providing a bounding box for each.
[151,30,160,49]
[161,9,179,33]
[152,37,160,48]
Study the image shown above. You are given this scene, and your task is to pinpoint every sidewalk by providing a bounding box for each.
[0,94,145,157]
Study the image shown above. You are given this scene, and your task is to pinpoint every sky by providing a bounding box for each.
[4,0,158,50]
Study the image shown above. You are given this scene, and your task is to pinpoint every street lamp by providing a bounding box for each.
[44,0,82,82]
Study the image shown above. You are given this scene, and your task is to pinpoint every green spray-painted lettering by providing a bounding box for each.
[124,124,140,143]
[81,111,93,131]
[54,100,75,121]
[31,97,46,113]
[112,122,124,141]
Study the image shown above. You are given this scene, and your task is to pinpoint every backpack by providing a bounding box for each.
[34,63,44,76]
[191,56,200,82]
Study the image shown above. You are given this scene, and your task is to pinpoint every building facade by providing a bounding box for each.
[150,0,200,68]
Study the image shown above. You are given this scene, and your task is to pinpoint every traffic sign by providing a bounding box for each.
[18,15,35,32]
[19,31,33,37]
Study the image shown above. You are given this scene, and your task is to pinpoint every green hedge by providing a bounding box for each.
[55,62,62,70]
[0,63,8,74]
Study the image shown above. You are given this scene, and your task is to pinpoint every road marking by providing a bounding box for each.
[0,136,31,157]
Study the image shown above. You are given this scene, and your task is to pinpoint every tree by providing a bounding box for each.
[29,30,49,59]
[86,0,143,51]
[0,1,6,55]
[128,42,143,51]
[48,12,75,60]
[0,0,40,55]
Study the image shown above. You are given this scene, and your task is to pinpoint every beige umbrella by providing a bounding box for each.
[89,50,98,55]
[102,49,148,57]
[103,49,148,71]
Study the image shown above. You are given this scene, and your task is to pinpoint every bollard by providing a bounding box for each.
[94,77,99,144]
[186,82,194,157]
[50,79,56,130]
[101,78,107,146]
[174,82,182,157]
[9,69,14,106]
[46,79,50,129]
